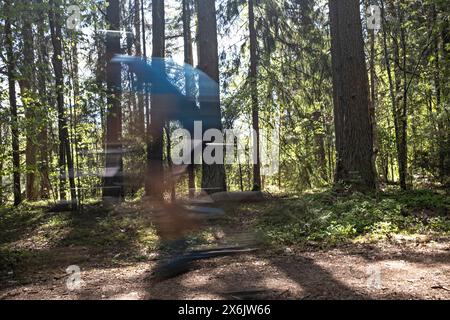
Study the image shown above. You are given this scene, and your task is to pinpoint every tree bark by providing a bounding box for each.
[312,111,327,181]
[5,0,22,206]
[134,0,145,136]
[126,6,137,137]
[49,0,78,205]
[19,2,39,200]
[248,0,261,191]
[146,0,165,199]
[36,0,51,199]
[103,0,123,201]
[196,0,227,194]
[380,0,401,186]
[182,0,196,198]
[165,125,176,201]
[328,0,376,191]
[385,1,408,190]
[141,0,150,134]
[369,24,379,188]
[398,7,408,190]
[70,33,82,207]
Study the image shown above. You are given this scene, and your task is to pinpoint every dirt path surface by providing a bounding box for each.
[1,241,449,300]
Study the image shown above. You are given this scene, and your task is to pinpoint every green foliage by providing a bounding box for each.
[248,190,450,246]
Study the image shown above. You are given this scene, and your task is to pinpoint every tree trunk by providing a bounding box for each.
[5,0,22,206]
[146,0,165,199]
[380,0,401,186]
[141,0,150,134]
[328,0,376,191]
[386,1,408,190]
[312,111,327,181]
[49,1,66,200]
[49,0,78,206]
[248,0,261,191]
[165,125,176,201]
[19,3,39,201]
[182,0,196,198]
[103,0,123,202]
[126,8,137,136]
[71,34,82,207]
[134,0,145,136]
[398,7,408,190]
[36,0,51,199]
[369,24,379,188]
[196,0,227,194]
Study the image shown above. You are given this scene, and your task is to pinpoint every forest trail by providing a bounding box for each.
[1,192,449,300]
[1,241,449,300]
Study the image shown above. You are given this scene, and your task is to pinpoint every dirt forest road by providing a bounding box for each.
[1,241,449,300]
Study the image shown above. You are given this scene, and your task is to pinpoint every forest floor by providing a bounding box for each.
[0,189,449,300]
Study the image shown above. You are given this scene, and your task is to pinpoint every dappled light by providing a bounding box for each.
[0,0,449,304]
